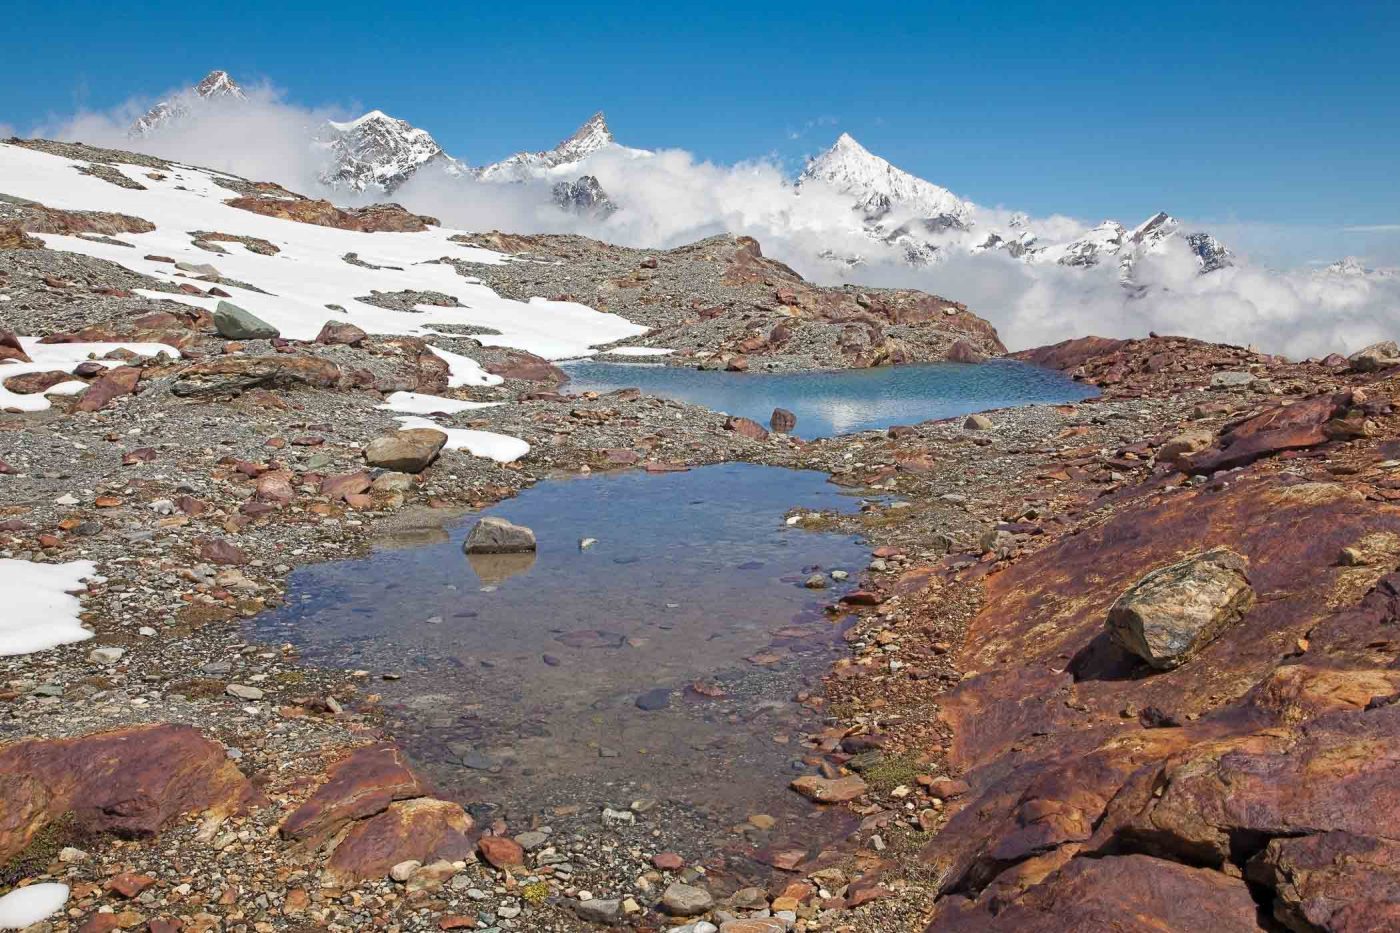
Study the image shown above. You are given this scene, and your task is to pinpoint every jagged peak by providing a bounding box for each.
[193,70,245,99]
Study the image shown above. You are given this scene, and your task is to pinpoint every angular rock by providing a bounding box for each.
[172,355,341,397]
[477,834,525,868]
[575,897,622,924]
[660,882,714,916]
[790,774,867,803]
[964,414,993,430]
[213,301,279,340]
[724,416,768,441]
[282,744,432,845]
[324,797,473,884]
[1248,831,1400,932]
[464,516,537,554]
[1348,340,1400,373]
[1106,548,1254,670]
[0,724,259,862]
[75,366,140,412]
[314,320,368,346]
[364,428,448,473]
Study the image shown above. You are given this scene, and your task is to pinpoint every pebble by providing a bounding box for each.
[88,646,124,664]
[225,683,264,700]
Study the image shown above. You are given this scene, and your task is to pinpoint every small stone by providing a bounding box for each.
[660,882,714,916]
[88,647,124,664]
[635,687,672,711]
[790,774,868,803]
[803,573,828,589]
[390,859,422,882]
[514,830,549,851]
[478,835,525,868]
[575,897,621,924]
[652,851,685,871]
[225,683,265,700]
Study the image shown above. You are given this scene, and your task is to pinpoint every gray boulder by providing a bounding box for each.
[1107,547,1254,670]
[213,301,279,340]
[364,428,448,473]
[574,897,622,924]
[464,516,537,554]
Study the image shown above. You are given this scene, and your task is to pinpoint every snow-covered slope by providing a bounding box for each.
[130,70,247,137]
[0,142,646,360]
[318,110,466,193]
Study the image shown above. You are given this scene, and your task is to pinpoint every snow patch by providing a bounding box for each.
[0,143,647,360]
[0,559,98,656]
[604,346,673,357]
[393,416,529,463]
[378,391,501,415]
[0,883,71,929]
[0,338,177,413]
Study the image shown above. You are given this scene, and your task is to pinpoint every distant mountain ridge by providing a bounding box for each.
[127,70,1255,279]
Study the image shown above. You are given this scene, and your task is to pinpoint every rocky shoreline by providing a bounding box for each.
[3,138,1398,932]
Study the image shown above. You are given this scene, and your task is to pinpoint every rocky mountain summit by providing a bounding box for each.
[317,110,466,194]
[476,111,622,182]
[129,69,246,137]
[797,134,1233,277]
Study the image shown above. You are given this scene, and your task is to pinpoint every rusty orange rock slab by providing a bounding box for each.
[0,724,260,862]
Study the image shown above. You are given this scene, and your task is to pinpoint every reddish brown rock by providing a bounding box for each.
[75,366,140,412]
[3,369,75,394]
[107,871,157,898]
[1248,831,1400,932]
[790,774,867,803]
[484,350,568,385]
[196,537,247,565]
[1183,391,1355,474]
[320,471,372,501]
[171,355,342,397]
[226,196,435,233]
[945,338,988,364]
[769,408,797,433]
[724,416,769,441]
[254,470,295,505]
[315,320,368,346]
[0,724,258,862]
[281,744,431,846]
[0,222,44,250]
[1011,335,1128,372]
[324,797,472,884]
[477,835,525,868]
[927,854,1261,932]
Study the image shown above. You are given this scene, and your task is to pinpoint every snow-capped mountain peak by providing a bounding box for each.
[318,109,463,193]
[130,69,246,136]
[477,111,640,182]
[799,133,973,230]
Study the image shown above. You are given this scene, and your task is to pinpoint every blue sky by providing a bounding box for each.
[4,0,1398,248]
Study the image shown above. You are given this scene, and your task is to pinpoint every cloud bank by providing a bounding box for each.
[26,88,1400,359]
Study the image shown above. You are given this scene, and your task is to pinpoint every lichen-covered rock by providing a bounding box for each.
[463,516,537,554]
[1106,548,1254,670]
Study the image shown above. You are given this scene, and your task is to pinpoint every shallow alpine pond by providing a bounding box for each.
[563,358,1096,438]
[253,463,873,840]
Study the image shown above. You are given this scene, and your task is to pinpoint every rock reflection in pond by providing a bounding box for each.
[252,464,869,836]
[466,550,536,585]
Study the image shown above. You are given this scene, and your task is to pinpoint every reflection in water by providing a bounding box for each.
[466,550,537,585]
[252,464,870,833]
[563,358,1096,438]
